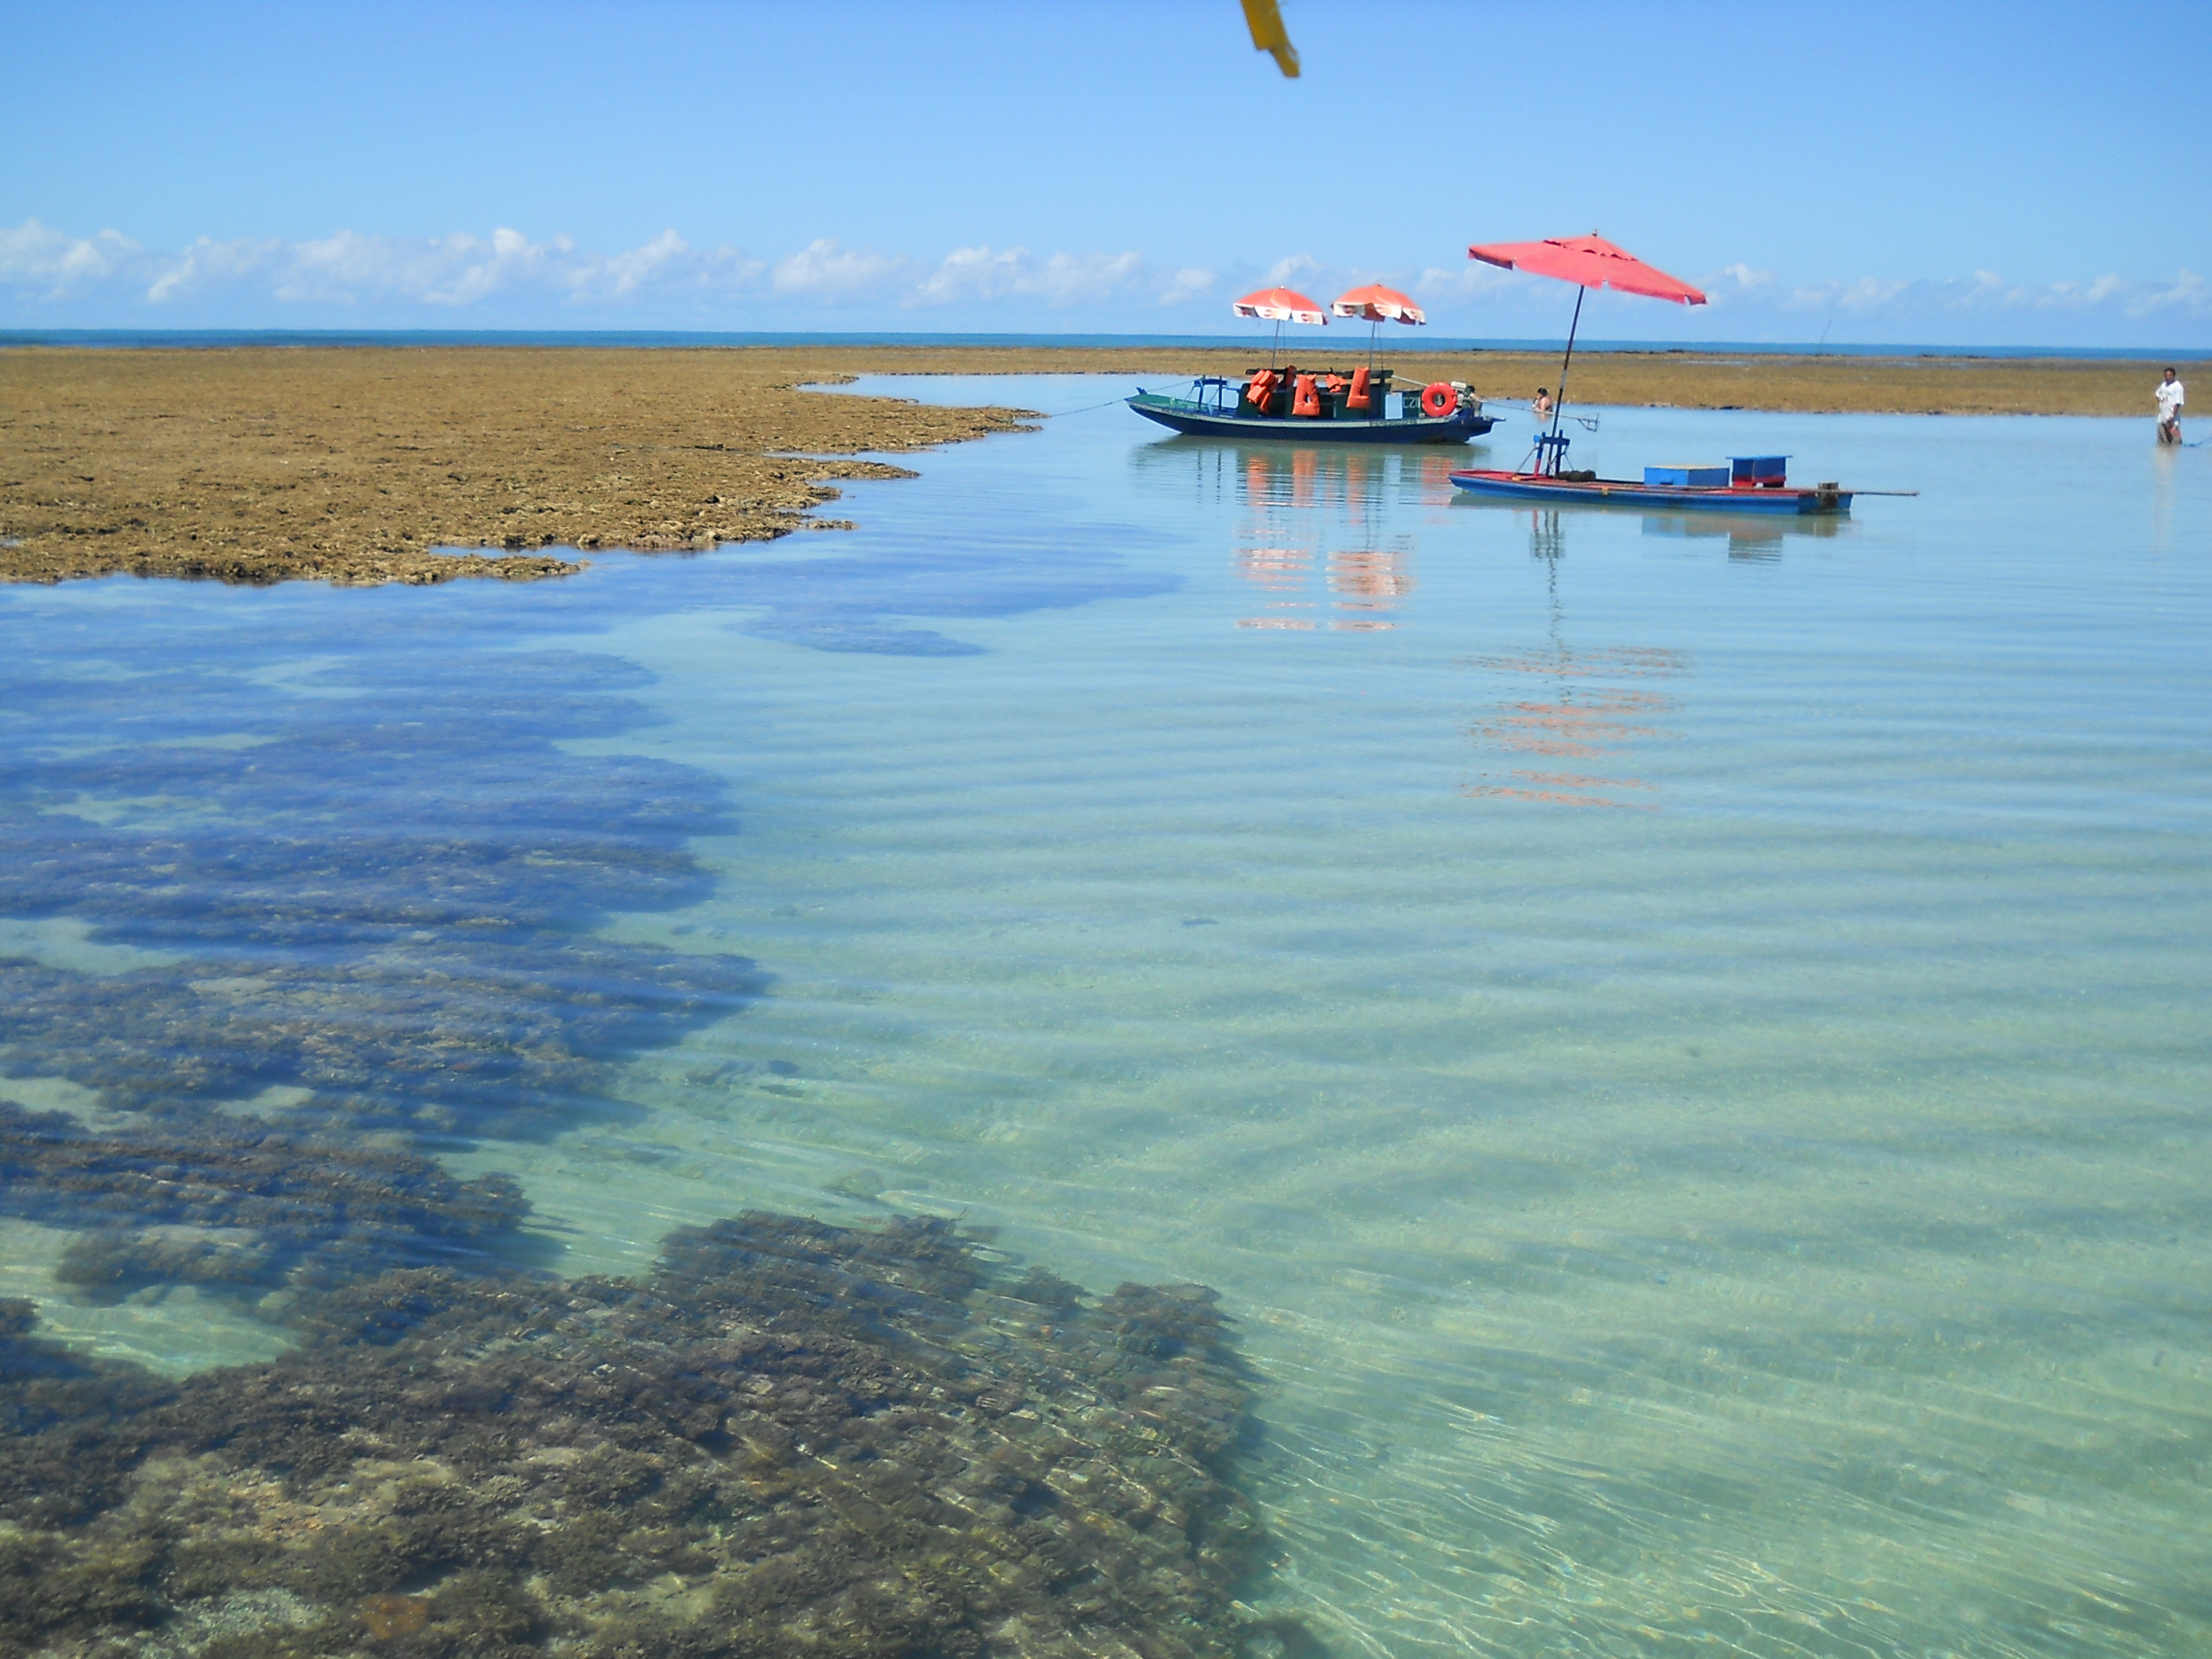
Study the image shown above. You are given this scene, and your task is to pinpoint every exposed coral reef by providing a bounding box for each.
[0,348,1033,586]
[0,1213,1269,1658]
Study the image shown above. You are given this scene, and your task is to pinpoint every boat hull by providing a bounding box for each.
[1448,469,1851,514]
[1128,394,1495,445]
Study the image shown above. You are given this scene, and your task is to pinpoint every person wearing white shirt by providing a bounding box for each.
[2156,367,2185,445]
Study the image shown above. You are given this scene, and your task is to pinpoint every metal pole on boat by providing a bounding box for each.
[1542,285,1586,476]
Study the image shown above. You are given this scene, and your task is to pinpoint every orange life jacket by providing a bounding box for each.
[1345,365,1373,411]
[1292,374,1321,417]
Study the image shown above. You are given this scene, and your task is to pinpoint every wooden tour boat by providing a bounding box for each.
[1131,280,1495,444]
[1128,369,1498,445]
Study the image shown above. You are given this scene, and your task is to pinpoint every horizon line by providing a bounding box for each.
[4,329,2206,361]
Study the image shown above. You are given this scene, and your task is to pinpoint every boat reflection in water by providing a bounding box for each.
[1638,504,1854,562]
[1132,439,1465,632]
[1452,487,1854,564]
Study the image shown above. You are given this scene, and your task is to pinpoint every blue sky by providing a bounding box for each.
[5,1,2207,345]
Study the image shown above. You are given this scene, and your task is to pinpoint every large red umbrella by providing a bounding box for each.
[1467,234,1706,305]
[1468,232,1707,472]
[1232,285,1327,369]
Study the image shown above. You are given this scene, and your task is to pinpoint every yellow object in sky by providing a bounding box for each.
[1241,0,1300,77]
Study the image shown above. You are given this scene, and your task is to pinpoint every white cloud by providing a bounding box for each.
[146,228,586,307]
[1031,251,1145,306]
[1787,275,1911,314]
[423,228,567,306]
[7,218,2207,340]
[122,225,772,311]
[579,228,687,298]
[1774,269,2212,325]
[145,239,278,305]
[2133,269,2208,315]
[1414,260,1536,300]
[771,238,907,300]
[1158,267,1216,305]
[910,246,1146,308]
[0,219,144,295]
[912,245,1028,305]
[1698,263,1775,308]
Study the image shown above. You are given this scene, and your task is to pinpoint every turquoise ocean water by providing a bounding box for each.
[3,376,2209,1655]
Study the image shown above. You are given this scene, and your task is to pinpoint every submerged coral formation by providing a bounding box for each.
[0,520,1288,1654]
[0,1101,531,1300]
[0,1213,1267,1658]
[0,644,762,1298]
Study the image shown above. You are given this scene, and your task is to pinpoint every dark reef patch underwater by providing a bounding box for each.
[0,1215,1265,1659]
[0,541,1278,1654]
[0,640,762,1300]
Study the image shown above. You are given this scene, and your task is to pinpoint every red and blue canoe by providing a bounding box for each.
[1449,468,1852,515]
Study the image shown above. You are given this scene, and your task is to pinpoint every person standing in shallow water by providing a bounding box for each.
[2156,367,2185,445]
[1533,387,1554,419]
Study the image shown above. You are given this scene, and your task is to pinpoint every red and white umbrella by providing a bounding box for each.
[1233,285,1328,370]
[1231,286,1329,326]
[1330,283,1426,325]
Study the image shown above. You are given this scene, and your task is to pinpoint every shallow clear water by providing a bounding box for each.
[5,377,2211,1656]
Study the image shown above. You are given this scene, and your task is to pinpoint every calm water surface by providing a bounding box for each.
[4,377,2209,1656]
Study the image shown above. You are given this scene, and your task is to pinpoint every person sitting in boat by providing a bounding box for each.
[1532,387,1554,418]
[2156,367,2185,445]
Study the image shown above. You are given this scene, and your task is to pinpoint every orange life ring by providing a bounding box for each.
[1420,381,1455,418]
[1292,373,1322,417]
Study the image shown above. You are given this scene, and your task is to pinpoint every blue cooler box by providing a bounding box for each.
[1645,464,1730,487]
[1730,455,1789,486]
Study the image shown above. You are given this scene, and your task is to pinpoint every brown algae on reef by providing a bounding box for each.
[0,348,1032,587]
[0,1214,1273,1658]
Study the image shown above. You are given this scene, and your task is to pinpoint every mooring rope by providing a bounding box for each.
[1041,395,1136,418]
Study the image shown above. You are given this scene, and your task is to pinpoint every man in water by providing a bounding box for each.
[1533,387,1554,419]
[2156,367,2185,445]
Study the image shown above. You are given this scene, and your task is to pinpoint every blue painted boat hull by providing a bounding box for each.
[1448,469,1851,514]
[1128,394,1495,445]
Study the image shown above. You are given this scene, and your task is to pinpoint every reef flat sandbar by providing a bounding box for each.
[0,346,1035,588]
[5,344,2200,589]
[821,342,2207,417]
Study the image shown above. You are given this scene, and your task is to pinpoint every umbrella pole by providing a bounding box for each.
[1272,319,1283,371]
[1540,285,1586,476]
